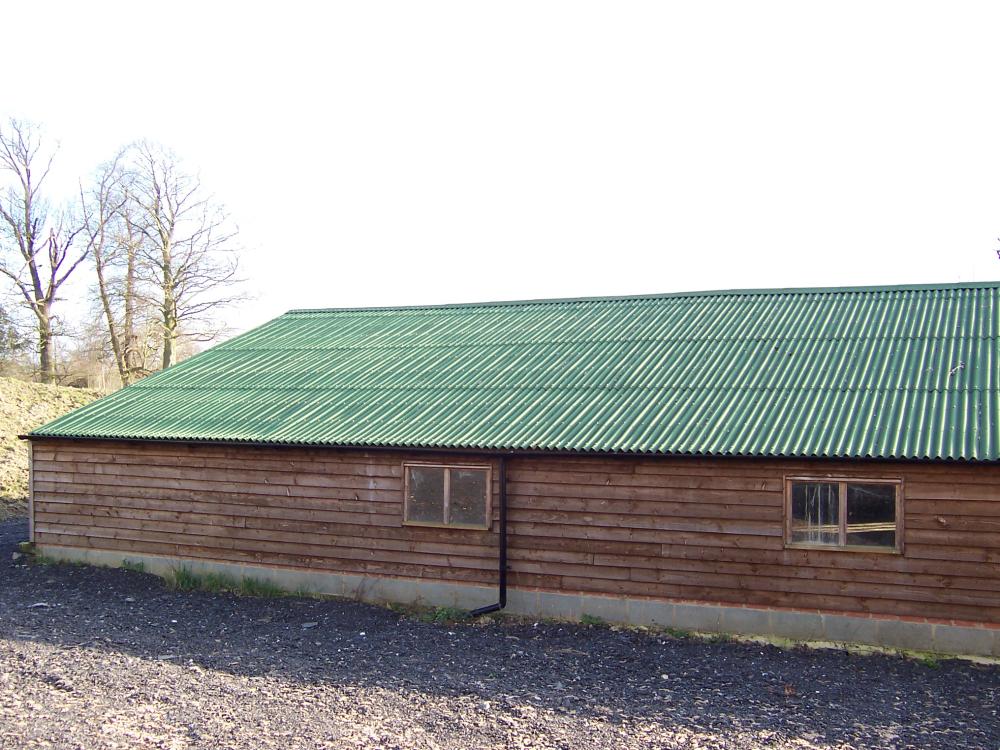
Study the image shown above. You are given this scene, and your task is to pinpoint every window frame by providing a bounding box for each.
[402,462,493,530]
[783,475,904,554]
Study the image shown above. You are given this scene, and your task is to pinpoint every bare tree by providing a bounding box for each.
[80,152,160,385]
[124,141,243,369]
[0,119,86,383]
[80,152,130,384]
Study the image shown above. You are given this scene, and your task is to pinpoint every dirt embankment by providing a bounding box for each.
[0,377,100,519]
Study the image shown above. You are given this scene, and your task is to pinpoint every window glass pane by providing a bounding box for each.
[406,466,445,524]
[790,482,839,545]
[846,483,896,548]
[449,469,488,527]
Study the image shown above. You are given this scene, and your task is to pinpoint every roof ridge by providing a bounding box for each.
[285,280,1000,315]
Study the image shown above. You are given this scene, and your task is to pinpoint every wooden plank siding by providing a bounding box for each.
[30,439,1000,624]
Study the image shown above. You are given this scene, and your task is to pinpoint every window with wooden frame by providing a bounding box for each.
[403,463,492,530]
[784,477,902,552]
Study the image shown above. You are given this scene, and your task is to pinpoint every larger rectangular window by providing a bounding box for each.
[403,463,492,529]
[785,477,902,552]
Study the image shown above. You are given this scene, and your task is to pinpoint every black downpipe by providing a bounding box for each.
[471,455,507,616]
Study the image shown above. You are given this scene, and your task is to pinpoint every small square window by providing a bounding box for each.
[785,478,901,552]
[403,463,491,529]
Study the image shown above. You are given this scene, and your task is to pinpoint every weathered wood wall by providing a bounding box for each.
[30,440,1000,624]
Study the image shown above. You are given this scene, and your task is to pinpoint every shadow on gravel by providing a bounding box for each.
[2,519,998,749]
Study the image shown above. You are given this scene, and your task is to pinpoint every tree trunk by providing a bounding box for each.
[93,245,128,386]
[37,301,54,384]
[160,236,175,370]
[161,294,176,370]
[122,234,139,382]
[161,324,175,369]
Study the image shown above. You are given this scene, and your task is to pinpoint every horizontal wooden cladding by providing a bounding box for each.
[509,496,781,521]
[521,454,1000,482]
[35,471,402,502]
[508,482,781,508]
[35,480,405,519]
[35,519,498,573]
[34,441,503,588]
[30,439,1000,624]
[32,442,402,469]
[509,471,784,493]
[509,454,1000,622]
[34,458,400,490]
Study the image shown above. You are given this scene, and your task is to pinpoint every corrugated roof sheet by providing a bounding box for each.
[31,282,1000,460]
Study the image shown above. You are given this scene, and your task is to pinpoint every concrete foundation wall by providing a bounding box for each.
[38,543,1000,659]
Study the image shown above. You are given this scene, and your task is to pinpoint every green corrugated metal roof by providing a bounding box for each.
[31,281,1000,461]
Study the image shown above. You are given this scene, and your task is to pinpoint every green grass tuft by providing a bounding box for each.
[120,559,146,574]
[163,567,290,598]
[399,605,471,624]
[580,613,606,626]
[705,632,735,644]
[662,626,692,639]
[426,606,470,623]
[165,567,204,592]
[238,577,286,598]
[919,655,942,669]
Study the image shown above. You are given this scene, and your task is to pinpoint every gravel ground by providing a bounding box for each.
[1,519,997,750]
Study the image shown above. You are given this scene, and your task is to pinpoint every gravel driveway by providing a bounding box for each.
[1,519,997,750]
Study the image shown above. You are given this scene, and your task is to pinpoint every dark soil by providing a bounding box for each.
[1,519,997,749]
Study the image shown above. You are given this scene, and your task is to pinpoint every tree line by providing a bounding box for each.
[0,118,243,387]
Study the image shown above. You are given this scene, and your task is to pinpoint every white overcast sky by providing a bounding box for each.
[3,2,1000,336]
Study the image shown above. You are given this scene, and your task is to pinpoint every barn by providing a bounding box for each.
[26,282,1000,657]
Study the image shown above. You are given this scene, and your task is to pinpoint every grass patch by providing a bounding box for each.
[19,545,75,568]
[164,567,288,598]
[918,654,942,669]
[705,632,735,644]
[28,554,84,568]
[165,567,207,592]
[120,559,146,574]
[422,606,470,624]
[537,616,571,626]
[388,602,470,624]
[580,613,606,627]
[662,626,692,639]
[237,577,286,598]
[290,587,328,600]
